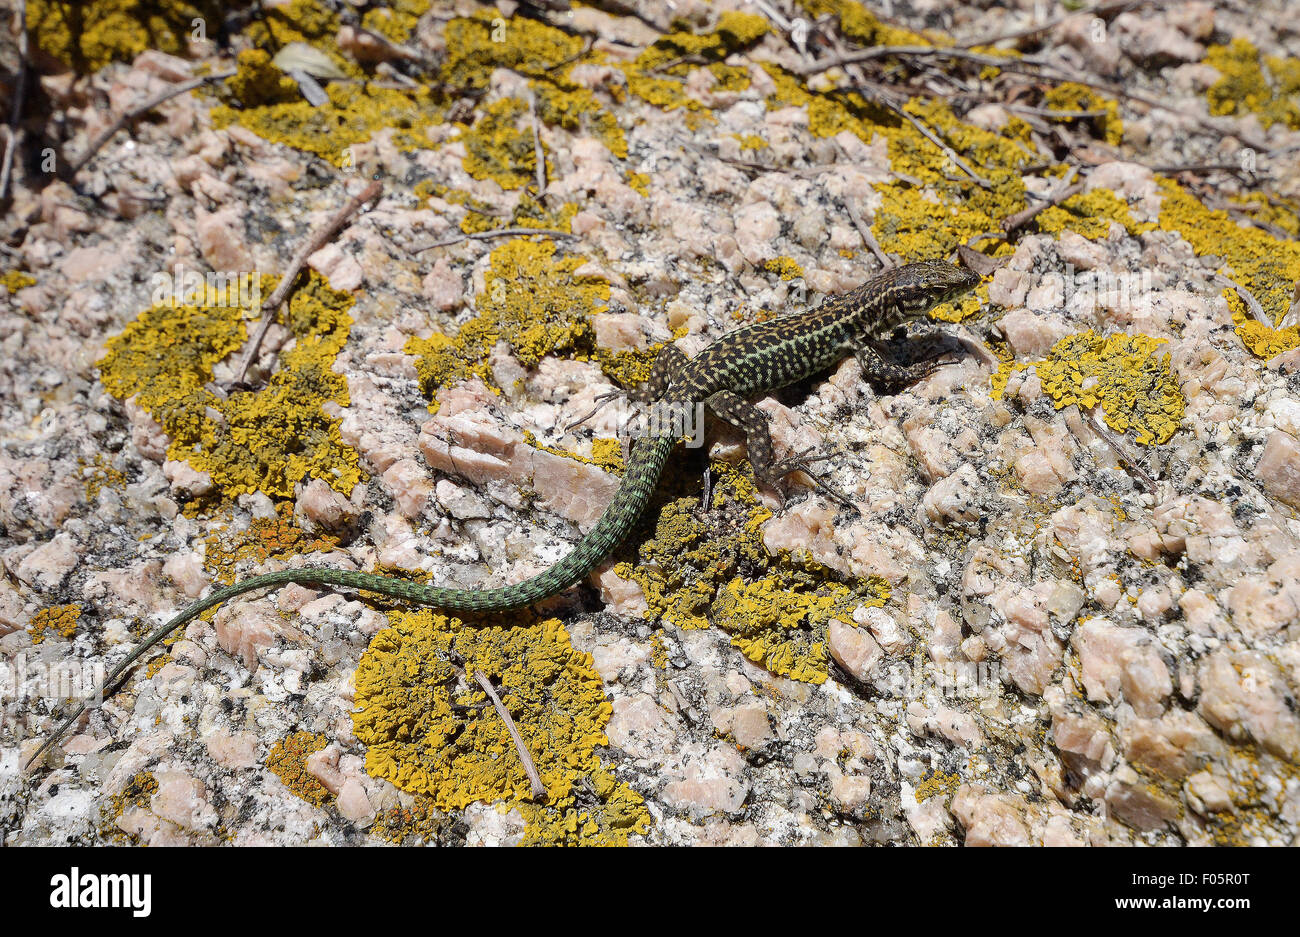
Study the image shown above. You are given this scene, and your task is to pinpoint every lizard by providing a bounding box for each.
[25,259,980,770]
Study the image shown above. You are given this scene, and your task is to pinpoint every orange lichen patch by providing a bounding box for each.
[353,611,611,809]
[1033,331,1184,445]
[1156,177,1300,358]
[28,605,81,645]
[99,272,362,501]
[369,797,453,845]
[1204,38,1300,131]
[266,731,332,807]
[202,502,340,586]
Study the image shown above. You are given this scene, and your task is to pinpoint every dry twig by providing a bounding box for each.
[412,227,576,253]
[232,180,383,386]
[69,69,237,176]
[473,670,546,801]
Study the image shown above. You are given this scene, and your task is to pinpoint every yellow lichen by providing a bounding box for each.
[457,97,543,191]
[797,0,931,47]
[1034,331,1184,445]
[1156,177,1300,358]
[1036,188,1151,240]
[360,0,429,44]
[621,12,770,112]
[266,731,332,808]
[27,0,219,72]
[616,463,888,683]
[1043,82,1124,146]
[212,81,445,168]
[99,271,362,500]
[405,238,608,412]
[353,611,612,809]
[763,256,805,280]
[1204,38,1300,131]
[28,604,81,645]
[1,270,36,291]
[516,766,651,846]
[201,502,341,586]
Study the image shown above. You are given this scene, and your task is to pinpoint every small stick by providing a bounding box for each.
[473,669,545,800]
[1005,105,1109,120]
[69,69,237,176]
[1085,407,1157,493]
[231,180,383,386]
[843,198,892,268]
[1213,273,1269,326]
[528,91,547,199]
[1002,168,1083,234]
[411,227,576,252]
[0,0,28,203]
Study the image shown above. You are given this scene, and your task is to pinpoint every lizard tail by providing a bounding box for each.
[25,433,676,770]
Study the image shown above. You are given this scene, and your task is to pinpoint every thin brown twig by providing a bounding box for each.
[1002,170,1084,234]
[1085,407,1157,493]
[843,198,892,268]
[814,30,991,190]
[69,69,237,176]
[412,227,576,252]
[1005,104,1109,120]
[473,669,545,800]
[1213,273,1269,326]
[0,0,29,203]
[528,91,547,199]
[232,180,383,386]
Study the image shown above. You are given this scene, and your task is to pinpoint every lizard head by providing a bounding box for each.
[887,260,981,322]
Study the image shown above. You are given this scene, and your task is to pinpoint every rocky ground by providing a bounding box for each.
[2,0,1300,845]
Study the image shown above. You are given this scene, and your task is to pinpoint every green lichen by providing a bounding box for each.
[99,271,362,500]
[266,731,332,808]
[1205,38,1300,131]
[1034,331,1184,445]
[1156,176,1300,358]
[27,0,220,73]
[405,238,608,412]
[28,604,81,645]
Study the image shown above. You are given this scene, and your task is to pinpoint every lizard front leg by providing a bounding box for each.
[568,343,689,431]
[704,390,857,513]
[855,340,954,387]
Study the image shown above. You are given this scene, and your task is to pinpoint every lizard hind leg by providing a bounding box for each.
[704,390,859,514]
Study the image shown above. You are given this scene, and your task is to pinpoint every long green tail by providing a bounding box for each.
[26,433,677,769]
